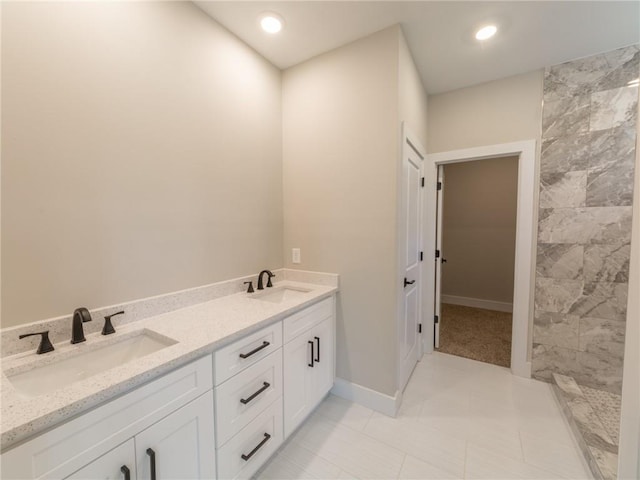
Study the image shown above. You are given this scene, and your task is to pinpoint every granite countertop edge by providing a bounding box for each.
[0,281,337,451]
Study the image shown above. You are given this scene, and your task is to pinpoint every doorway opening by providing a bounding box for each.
[424,140,536,378]
[435,157,518,368]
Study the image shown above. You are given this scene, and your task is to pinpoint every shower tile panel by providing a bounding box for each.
[534,278,583,313]
[533,345,623,394]
[536,244,583,280]
[533,312,579,349]
[581,385,622,444]
[583,244,630,283]
[567,396,616,452]
[588,126,637,174]
[568,282,628,321]
[537,206,633,244]
[579,317,626,361]
[539,171,587,208]
[540,134,590,175]
[586,165,635,207]
[589,86,638,132]
[588,447,618,480]
[542,94,590,138]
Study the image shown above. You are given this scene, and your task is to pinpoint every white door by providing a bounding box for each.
[399,128,424,391]
[135,391,216,480]
[66,440,137,480]
[434,166,444,348]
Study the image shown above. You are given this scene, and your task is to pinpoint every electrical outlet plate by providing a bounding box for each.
[292,248,301,264]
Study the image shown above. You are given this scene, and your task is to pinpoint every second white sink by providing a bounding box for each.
[250,286,312,304]
[6,330,176,398]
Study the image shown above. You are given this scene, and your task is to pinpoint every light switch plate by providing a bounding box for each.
[292,248,301,264]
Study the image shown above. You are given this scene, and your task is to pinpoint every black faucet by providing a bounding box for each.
[71,307,92,344]
[257,270,276,290]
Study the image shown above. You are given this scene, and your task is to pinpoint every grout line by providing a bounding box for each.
[396,453,407,479]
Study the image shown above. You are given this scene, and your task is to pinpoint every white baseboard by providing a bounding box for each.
[331,377,402,417]
[442,294,513,313]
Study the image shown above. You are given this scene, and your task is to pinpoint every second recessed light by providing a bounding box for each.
[475,25,497,41]
[260,13,284,34]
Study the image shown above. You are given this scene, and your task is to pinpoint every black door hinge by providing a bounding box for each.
[435,249,440,259]
[437,181,442,191]
[420,251,423,261]
[418,323,422,333]
[434,315,439,324]
[421,177,425,187]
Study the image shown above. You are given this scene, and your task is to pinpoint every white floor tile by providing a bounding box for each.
[257,352,591,480]
[466,443,563,479]
[398,454,460,479]
[292,414,405,479]
[363,411,466,477]
[520,432,592,479]
[277,441,343,479]
[314,394,374,431]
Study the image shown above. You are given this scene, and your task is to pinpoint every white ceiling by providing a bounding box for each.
[195,1,640,94]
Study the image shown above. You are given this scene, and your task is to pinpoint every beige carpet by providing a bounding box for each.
[435,303,512,368]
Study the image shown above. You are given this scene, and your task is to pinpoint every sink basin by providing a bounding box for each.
[6,330,176,398]
[250,286,312,304]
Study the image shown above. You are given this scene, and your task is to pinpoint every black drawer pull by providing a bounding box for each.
[120,465,130,480]
[239,341,270,359]
[314,336,320,362]
[146,448,156,480]
[241,433,271,461]
[308,340,314,367]
[240,382,270,405]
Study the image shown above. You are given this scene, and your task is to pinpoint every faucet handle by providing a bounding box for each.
[102,311,125,335]
[19,331,55,354]
[244,281,254,293]
[266,272,275,288]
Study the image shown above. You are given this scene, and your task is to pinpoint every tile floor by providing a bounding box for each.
[257,352,593,479]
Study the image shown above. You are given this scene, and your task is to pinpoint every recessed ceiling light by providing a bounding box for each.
[260,13,284,34]
[475,25,497,41]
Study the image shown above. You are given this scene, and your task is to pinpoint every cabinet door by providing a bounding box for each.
[66,440,136,480]
[311,316,334,401]
[283,332,315,438]
[135,391,215,480]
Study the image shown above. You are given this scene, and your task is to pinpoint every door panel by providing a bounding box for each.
[283,333,314,437]
[399,131,424,391]
[435,166,444,348]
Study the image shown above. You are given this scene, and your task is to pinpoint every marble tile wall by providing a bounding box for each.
[532,45,639,394]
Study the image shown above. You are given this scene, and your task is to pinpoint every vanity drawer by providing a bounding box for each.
[215,349,282,447]
[216,397,283,480]
[214,322,282,386]
[283,297,333,343]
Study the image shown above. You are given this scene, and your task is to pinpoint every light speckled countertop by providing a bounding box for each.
[0,280,337,451]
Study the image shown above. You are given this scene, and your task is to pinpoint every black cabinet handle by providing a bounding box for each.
[240,382,270,405]
[404,278,415,287]
[239,341,270,359]
[314,336,320,363]
[146,448,156,480]
[120,465,130,480]
[308,340,314,367]
[241,433,271,461]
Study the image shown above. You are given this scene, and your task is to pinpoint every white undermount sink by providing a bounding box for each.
[6,330,176,398]
[250,286,312,303]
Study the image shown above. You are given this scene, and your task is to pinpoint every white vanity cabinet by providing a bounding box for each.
[1,357,216,480]
[283,297,335,437]
[213,323,284,480]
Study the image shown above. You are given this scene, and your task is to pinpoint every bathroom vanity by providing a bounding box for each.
[0,274,337,480]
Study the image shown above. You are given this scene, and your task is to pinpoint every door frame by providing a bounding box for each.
[396,122,426,392]
[425,140,536,378]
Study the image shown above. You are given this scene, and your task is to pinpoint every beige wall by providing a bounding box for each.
[427,71,543,153]
[283,26,415,396]
[442,157,518,304]
[1,2,283,327]
[398,34,428,148]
